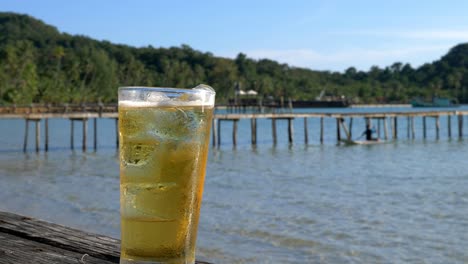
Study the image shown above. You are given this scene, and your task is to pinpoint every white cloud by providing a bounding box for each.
[337,29,468,41]
[239,45,451,72]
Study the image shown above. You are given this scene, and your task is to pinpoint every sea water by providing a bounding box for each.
[0,107,467,263]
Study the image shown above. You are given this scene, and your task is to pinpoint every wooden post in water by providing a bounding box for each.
[435,116,440,140]
[70,120,74,150]
[340,118,351,140]
[320,117,324,144]
[115,118,119,149]
[349,117,353,139]
[217,119,222,146]
[336,118,341,142]
[45,119,49,152]
[458,114,463,138]
[288,118,294,144]
[83,118,88,151]
[383,117,388,140]
[406,116,410,139]
[272,118,277,144]
[35,119,40,152]
[93,118,97,151]
[423,116,427,139]
[212,118,218,147]
[232,119,238,146]
[303,118,309,144]
[448,115,452,139]
[377,118,381,138]
[23,119,29,152]
[390,117,394,139]
[411,116,415,139]
[393,117,398,139]
[251,118,257,145]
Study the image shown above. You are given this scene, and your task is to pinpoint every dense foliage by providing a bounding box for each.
[1,12,468,105]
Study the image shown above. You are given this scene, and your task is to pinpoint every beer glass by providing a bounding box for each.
[118,85,215,264]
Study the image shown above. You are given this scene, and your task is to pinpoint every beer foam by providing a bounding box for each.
[118,99,213,107]
[119,85,215,107]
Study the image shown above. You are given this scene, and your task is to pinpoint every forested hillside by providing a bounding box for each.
[1,12,468,104]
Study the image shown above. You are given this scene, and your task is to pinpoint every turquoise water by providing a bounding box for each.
[0,107,467,263]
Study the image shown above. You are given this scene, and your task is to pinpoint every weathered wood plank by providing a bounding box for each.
[0,232,114,264]
[0,211,212,264]
[0,211,120,262]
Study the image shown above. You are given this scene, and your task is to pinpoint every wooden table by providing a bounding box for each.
[0,211,211,264]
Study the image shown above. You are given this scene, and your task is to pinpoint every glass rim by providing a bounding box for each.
[118,86,216,95]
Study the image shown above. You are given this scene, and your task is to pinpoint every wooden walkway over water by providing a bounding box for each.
[0,104,467,150]
[0,211,211,264]
[213,110,468,146]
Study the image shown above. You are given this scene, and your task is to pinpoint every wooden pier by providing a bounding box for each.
[0,104,118,152]
[0,211,211,264]
[1,104,467,150]
[212,110,468,146]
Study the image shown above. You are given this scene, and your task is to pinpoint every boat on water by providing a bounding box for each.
[411,97,458,107]
[340,139,386,145]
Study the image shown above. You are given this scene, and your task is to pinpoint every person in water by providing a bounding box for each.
[362,124,377,141]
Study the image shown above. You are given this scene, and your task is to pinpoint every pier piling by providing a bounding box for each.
[115,118,119,148]
[23,119,42,152]
[448,115,452,138]
[383,118,388,140]
[23,119,29,152]
[377,118,381,138]
[93,118,97,151]
[233,119,239,146]
[304,118,308,144]
[212,119,218,146]
[35,119,40,152]
[288,118,294,144]
[423,116,427,139]
[320,117,324,144]
[251,118,257,145]
[336,118,341,142]
[217,119,222,146]
[70,119,75,150]
[272,118,277,144]
[407,117,410,139]
[458,115,463,138]
[82,118,88,151]
[45,119,49,151]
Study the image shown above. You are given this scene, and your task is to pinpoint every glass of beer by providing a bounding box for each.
[118,85,215,264]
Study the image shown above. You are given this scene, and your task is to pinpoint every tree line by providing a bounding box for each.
[1,12,468,105]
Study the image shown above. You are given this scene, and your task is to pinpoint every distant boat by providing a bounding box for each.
[411,97,458,107]
[340,139,386,145]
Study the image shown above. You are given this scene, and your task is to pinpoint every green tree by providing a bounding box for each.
[0,41,38,104]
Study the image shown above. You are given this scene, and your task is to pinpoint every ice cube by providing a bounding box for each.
[121,183,178,221]
[191,84,215,106]
[149,108,195,140]
[147,92,169,104]
[193,84,215,93]
[121,141,157,166]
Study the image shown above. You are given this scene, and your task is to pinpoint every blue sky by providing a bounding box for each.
[3,0,468,72]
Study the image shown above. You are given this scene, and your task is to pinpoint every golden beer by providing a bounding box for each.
[119,86,214,264]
